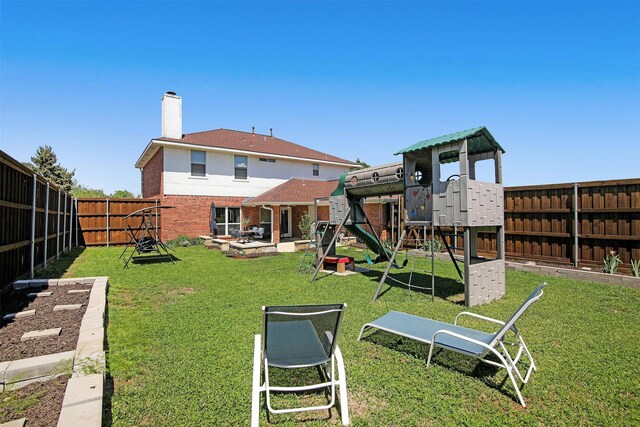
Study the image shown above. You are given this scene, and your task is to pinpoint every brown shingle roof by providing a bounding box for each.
[243,179,338,205]
[157,128,357,165]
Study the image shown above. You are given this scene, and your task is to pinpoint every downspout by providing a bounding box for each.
[262,205,274,243]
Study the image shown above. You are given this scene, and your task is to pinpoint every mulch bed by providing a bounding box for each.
[0,375,69,427]
[0,283,90,361]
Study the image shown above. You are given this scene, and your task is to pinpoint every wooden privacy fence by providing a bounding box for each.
[1,150,78,293]
[76,198,161,246]
[473,179,639,269]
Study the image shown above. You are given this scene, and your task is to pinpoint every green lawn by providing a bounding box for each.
[39,246,640,426]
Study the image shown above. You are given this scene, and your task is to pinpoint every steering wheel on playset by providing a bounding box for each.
[446,174,460,181]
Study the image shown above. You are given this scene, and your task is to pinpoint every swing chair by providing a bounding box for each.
[376,227,435,299]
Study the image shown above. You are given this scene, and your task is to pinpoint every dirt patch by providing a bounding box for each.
[167,287,197,297]
[0,283,90,361]
[0,375,69,426]
[348,389,388,419]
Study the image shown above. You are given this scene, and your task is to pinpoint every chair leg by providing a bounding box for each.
[251,334,262,427]
[357,324,371,341]
[491,347,527,407]
[506,366,526,407]
[334,346,350,425]
[426,342,436,369]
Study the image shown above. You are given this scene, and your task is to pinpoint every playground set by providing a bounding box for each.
[300,126,506,307]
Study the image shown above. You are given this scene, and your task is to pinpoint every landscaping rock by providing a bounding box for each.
[67,289,90,294]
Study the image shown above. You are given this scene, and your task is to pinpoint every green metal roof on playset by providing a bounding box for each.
[395,126,505,163]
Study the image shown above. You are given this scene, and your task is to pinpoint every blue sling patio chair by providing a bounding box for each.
[252,304,350,426]
[358,283,547,407]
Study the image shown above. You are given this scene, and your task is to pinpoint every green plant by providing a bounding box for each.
[166,234,204,248]
[298,213,313,239]
[602,251,622,274]
[422,238,444,253]
[631,259,640,277]
[241,215,252,230]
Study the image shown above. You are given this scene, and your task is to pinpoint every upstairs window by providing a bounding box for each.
[191,150,206,177]
[235,155,248,180]
[259,158,276,163]
[312,163,319,176]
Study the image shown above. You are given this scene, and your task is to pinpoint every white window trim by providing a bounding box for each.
[191,150,206,177]
[234,155,248,180]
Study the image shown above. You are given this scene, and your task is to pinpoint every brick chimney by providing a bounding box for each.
[162,91,182,139]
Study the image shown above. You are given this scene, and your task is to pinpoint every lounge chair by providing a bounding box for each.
[256,227,265,239]
[358,283,546,406]
[252,304,350,426]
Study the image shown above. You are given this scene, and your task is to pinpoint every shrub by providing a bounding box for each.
[166,235,204,248]
[422,238,444,253]
[298,213,313,240]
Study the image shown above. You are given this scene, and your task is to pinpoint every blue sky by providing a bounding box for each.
[1,0,639,194]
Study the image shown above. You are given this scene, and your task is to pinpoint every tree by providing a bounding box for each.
[110,189,135,198]
[71,183,106,198]
[355,158,370,168]
[24,145,75,193]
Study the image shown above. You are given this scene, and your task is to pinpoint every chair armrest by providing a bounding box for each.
[431,329,499,358]
[455,312,505,327]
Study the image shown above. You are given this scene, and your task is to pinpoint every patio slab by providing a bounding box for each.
[21,328,62,341]
[0,418,26,427]
[2,351,74,385]
[27,291,52,298]
[53,304,83,311]
[3,310,36,321]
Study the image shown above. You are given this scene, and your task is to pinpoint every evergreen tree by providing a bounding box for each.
[25,145,75,193]
[355,158,370,168]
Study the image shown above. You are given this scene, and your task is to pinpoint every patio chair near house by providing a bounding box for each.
[252,304,350,426]
[358,283,547,407]
[255,227,265,239]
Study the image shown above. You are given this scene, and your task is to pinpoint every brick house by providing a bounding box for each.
[135,92,360,242]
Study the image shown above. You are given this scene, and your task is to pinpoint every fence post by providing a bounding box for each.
[75,198,78,247]
[63,193,67,254]
[155,198,159,239]
[106,199,110,247]
[573,183,579,267]
[30,174,37,278]
[56,190,61,259]
[44,182,50,268]
[68,195,73,251]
